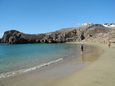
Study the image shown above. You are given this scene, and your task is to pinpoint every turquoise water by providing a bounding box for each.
[0,44,81,75]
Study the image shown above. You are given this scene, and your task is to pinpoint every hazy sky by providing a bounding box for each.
[0,0,115,36]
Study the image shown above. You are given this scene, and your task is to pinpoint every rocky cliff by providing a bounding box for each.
[0,24,114,44]
[0,29,78,44]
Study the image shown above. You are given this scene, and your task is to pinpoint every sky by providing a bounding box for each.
[0,0,115,37]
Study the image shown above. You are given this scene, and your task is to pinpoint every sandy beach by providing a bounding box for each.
[55,42,115,86]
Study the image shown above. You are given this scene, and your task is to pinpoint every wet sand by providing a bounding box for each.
[55,42,115,86]
[0,43,102,86]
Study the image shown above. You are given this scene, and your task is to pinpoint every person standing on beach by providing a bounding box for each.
[80,44,85,63]
[80,31,85,54]
[80,31,85,53]
[81,44,84,54]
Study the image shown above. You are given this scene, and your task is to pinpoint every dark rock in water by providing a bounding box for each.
[0,24,112,44]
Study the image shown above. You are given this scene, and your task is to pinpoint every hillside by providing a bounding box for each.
[0,23,114,44]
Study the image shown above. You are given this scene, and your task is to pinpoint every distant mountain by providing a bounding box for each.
[0,23,115,44]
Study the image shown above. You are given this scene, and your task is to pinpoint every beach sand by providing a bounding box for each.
[55,42,115,86]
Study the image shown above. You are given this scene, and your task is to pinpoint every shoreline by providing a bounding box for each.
[55,42,115,86]
[0,43,102,86]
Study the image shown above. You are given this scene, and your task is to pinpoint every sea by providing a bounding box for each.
[0,43,97,79]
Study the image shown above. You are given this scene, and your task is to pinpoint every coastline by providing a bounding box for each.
[0,43,102,86]
[55,42,115,86]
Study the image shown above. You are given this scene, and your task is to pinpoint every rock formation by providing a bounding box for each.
[0,23,114,44]
[0,29,78,44]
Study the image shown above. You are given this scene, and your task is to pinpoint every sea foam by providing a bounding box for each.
[0,58,63,79]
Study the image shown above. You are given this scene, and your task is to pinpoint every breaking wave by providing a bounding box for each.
[0,58,63,79]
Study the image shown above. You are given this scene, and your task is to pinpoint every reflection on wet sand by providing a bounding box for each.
[80,47,103,63]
